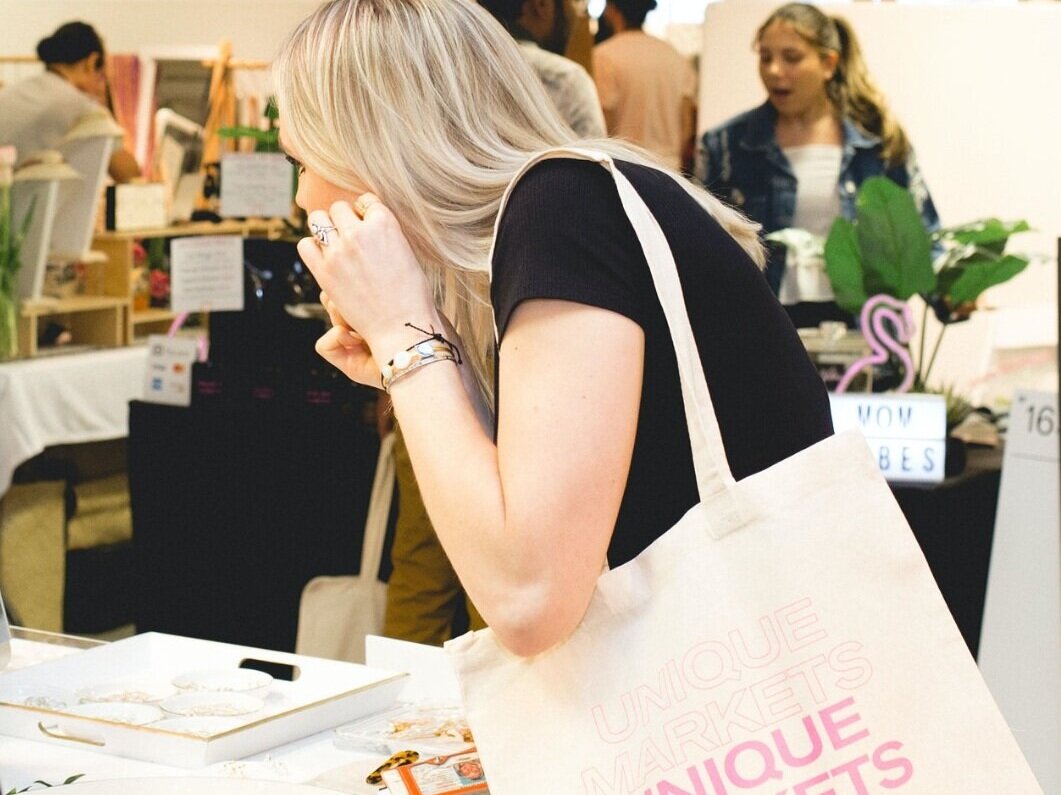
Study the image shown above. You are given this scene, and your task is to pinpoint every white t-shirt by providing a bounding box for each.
[518,41,606,138]
[593,31,696,170]
[779,144,842,305]
[0,71,101,165]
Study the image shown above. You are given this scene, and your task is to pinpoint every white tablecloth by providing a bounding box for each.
[0,347,147,498]
[0,636,458,794]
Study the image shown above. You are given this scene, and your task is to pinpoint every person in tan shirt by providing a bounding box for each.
[593,0,697,171]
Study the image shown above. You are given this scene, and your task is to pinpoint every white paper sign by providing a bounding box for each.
[219,153,293,218]
[829,393,947,483]
[142,334,198,407]
[979,390,1060,792]
[170,235,244,313]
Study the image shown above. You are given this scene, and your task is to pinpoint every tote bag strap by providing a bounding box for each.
[489,147,745,537]
[360,431,397,580]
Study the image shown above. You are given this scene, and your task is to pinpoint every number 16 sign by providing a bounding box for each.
[979,389,1059,792]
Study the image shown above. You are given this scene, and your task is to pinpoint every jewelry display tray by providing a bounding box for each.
[0,632,407,767]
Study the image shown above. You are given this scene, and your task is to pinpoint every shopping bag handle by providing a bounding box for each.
[360,431,397,580]
[489,148,744,538]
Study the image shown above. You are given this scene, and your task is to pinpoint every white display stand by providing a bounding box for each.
[978,390,1059,793]
[50,135,115,262]
[12,179,62,302]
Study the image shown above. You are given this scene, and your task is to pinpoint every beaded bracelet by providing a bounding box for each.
[381,338,459,392]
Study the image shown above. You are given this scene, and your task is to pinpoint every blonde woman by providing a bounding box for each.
[277,0,832,656]
[698,3,939,329]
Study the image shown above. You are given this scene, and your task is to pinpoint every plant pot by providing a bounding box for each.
[944,435,967,478]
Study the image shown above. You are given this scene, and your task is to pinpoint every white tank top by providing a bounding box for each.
[779,144,842,305]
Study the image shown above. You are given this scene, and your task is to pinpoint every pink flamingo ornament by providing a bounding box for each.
[834,294,916,394]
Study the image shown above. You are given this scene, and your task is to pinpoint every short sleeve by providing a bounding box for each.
[490,158,648,341]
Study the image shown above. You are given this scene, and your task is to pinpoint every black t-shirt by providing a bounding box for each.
[491,158,833,568]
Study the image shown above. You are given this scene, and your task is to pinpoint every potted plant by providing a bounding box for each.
[823,177,1029,394]
[218,96,280,152]
[0,146,34,360]
[770,177,1030,423]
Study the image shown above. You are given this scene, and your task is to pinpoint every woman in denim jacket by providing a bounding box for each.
[697,3,939,328]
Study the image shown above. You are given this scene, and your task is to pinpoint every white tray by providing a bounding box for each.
[0,632,407,767]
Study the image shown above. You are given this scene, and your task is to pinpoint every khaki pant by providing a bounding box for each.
[382,429,484,645]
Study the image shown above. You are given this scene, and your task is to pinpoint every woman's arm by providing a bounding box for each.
[392,299,643,656]
[301,199,644,656]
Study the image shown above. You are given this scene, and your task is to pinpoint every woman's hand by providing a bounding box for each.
[296,195,441,379]
[314,290,382,387]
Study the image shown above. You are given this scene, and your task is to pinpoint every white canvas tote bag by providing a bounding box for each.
[295,431,395,663]
[445,149,1042,794]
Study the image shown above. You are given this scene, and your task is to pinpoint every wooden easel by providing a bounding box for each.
[196,40,271,208]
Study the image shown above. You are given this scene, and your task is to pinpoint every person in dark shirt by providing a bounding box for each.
[277,0,832,657]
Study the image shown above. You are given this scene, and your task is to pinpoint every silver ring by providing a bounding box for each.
[311,222,337,247]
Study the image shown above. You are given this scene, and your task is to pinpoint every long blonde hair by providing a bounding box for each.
[757,3,910,167]
[275,0,763,408]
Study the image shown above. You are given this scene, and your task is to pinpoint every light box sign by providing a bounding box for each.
[829,393,947,483]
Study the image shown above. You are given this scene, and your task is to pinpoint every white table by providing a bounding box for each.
[0,634,457,794]
[0,347,147,498]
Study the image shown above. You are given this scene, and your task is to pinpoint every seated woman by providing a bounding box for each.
[0,21,140,182]
[698,2,939,329]
[278,0,832,656]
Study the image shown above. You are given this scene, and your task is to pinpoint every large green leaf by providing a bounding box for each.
[936,218,1030,249]
[855,177,935,300]
[946,254,1028,306]
[824,216,868,314]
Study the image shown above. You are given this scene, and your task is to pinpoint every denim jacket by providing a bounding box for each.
[697,102,939,295]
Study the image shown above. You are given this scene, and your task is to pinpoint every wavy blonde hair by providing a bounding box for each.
[275,0,763,408]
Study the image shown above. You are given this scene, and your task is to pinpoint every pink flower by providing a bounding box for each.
[149,269,170,299]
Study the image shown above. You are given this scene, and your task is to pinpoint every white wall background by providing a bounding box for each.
[698,1,1058,402]
[0,1,319,63]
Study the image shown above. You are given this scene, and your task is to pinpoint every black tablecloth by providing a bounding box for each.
[890,446,1002,657]
[128,391,390,653]
[127,395,1000,658]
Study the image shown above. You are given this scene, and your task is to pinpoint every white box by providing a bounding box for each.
[106,183,168,231]
[0,633,406,767]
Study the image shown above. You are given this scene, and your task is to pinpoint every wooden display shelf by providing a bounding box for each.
[16,295,129,359]
[132,307,178,325]
[131,308,179,341]
[93,217,288,243]
[91,218,291,345]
